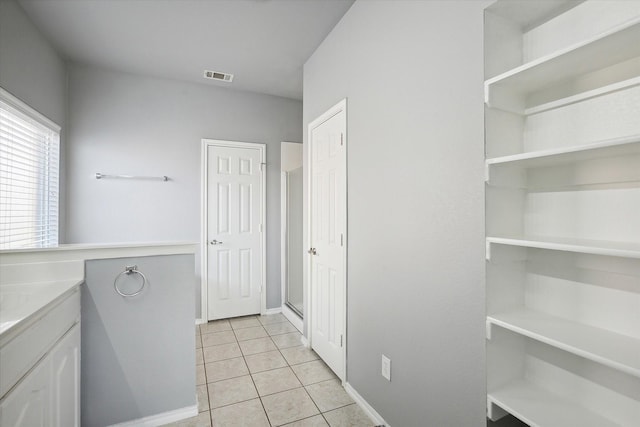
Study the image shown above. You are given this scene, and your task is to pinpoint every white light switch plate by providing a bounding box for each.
[381,354,391,381]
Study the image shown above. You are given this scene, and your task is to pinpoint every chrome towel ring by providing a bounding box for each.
[114,265,147,297]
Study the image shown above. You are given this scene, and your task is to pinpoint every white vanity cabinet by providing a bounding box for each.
[0,287,80,427]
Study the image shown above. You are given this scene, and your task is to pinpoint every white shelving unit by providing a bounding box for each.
[484,1,640,426]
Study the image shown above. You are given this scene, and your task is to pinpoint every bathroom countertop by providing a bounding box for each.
[0,279,82,342]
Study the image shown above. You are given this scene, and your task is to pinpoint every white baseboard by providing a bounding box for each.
[344,383,388,427]
[300,335,310,348]
[282,304,303,332]
[109,404,198,427]
[264,307,283,315]
[195,318,207,325]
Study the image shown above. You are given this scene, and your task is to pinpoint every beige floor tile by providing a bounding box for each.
[201,320,232,334]
[244,350,288,373]
[203,342,242,363]
[323,404,373,427]
[205,357,249,383]
[252,366,302,396]
[290,360,336,386]
[261,388,320,426]
[280,346,320,366]
[264,322,298,336]
[239,337,277,355]
[233,326,268,341]
[197,384,210,412]
[196,334,202,349]
[305,379,353,412]
[210,398,270,427]
[230,316,261,329]
[202,330,237,347]
[196,325,202,336]
[282,415,329,426]
[271,332,303,349]
[208,375,258,409]
[162,411,212,427]
[258,313,288,325]
[197,364,207,385]
[196,349,204,366]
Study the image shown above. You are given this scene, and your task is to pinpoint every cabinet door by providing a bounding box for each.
[0,355,51,427]
[50,324,80,427]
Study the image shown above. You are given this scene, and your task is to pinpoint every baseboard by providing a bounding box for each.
[282,304,303,332]
[300,335,310,348]
[344,383,389,427]
[108,404,198,427]
[195,318,207,325]
[264,307,282,315]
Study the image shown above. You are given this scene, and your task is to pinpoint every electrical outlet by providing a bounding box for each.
[381,355,391,381]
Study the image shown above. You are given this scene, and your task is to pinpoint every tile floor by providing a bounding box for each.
[164,313,375,427]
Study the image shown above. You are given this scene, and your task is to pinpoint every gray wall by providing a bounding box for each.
[303,1,490,426]
[82,255,195,426]
[0,0,68,241]
[66,64,302,313]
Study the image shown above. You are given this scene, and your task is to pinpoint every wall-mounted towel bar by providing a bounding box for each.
[96,173,169,181]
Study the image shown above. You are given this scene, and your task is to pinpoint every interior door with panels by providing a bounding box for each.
[206,142,264,320]
[309,100,347,380]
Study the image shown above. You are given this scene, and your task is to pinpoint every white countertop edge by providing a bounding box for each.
[0,279,82,343]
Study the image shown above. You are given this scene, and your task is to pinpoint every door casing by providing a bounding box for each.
[306,99,348,381]
[200,139,266,321]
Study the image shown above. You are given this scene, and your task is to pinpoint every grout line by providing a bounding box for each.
[242,335,274,427]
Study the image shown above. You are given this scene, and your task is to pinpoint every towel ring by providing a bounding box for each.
[114,265,147,297]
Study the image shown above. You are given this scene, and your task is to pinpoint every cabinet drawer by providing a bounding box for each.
[0,289,80,399]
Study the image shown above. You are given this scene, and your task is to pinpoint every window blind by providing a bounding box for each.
[0,90,60,249]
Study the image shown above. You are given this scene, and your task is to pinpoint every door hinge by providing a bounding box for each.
[340,233,344,247]
[340,334,343,347]
[260,162,266,171]
[340,133,344,146]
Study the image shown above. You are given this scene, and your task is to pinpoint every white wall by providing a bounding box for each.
[66,64,302,313]
[303,1,490,425]
[0,0,68,240]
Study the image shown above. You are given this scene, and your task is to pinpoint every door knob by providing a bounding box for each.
[210,239,223,245]
[308,247,317,255]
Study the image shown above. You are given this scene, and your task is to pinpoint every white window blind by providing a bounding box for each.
[0,89,60,249]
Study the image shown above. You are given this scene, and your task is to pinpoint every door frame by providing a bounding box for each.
[281,169,304,332]
[200,139,267,321]
[306,99,347,381]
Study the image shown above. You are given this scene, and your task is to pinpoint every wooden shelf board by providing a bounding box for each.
[488,308,640,378]
[487,236,640,259]
[485,18,640,112]
[489,380,618,427]
[486,134,640,168]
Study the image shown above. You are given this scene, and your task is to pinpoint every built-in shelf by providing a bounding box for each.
[485,2,640,425]
[488,308,640,378]
[489,380,618,427]
[523,76,640,115]
[487,236,640,259]
[485,19,640,113]
[486,134,640,168]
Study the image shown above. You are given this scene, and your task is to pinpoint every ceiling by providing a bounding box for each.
[18,0,355,100]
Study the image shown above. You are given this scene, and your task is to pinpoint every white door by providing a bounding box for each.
[205,141,265,320]
[309,100,347,380]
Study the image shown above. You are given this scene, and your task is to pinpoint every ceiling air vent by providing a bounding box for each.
[204,70,234,82]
